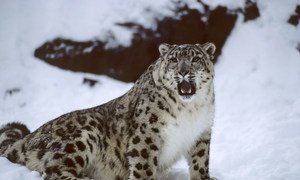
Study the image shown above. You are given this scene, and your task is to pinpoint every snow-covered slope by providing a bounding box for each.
[0,0,300,179]
[211,1,300,179]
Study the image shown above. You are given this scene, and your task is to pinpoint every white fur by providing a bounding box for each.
[158,93,214,170]
[179,95,195,102]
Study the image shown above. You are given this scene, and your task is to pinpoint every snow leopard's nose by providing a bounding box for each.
[179,70,189,77]
[179,61,190,77]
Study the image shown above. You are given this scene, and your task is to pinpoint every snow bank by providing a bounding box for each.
[210,0,300,179]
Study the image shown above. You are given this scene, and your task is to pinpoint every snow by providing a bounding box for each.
[210,1,300,179]
[1,0,300,179]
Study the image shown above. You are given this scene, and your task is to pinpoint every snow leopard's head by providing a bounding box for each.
[157,43,215,101]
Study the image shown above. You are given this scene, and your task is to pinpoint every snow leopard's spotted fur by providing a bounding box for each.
[0,43,216,180]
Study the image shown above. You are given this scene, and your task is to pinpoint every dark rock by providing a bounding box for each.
[243,0,260,22]
[288,15,299,26]
[288,5,300,26]
[297,5,300,14]
[83,77,99,87]
[34,2,238,82]
[5,88,21,96]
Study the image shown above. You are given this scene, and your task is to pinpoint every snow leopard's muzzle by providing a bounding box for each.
[177,80,196,97]
[175,65,196,100]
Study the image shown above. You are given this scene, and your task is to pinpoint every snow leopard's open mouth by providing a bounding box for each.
[177,80,196,97]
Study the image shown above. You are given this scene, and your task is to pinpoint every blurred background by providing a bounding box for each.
[0,0,300,179]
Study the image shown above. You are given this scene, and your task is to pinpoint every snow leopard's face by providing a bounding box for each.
[158,43,215,101]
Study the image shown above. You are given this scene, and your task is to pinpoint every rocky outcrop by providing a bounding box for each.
[34,1,260,82]
[288,5,300,26]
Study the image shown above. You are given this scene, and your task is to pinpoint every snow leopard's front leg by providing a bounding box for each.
[186,130,213,180]
[126,119,161,180]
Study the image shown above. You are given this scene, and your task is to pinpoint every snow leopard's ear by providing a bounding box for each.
[197,42,216,60]
[159,43,171,56]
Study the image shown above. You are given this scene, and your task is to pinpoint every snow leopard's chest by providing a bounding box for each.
[158,103,213,169]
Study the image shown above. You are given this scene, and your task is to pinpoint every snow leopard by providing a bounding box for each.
[0,42,216,180]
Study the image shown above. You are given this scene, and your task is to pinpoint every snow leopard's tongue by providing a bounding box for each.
[178,80,195,96]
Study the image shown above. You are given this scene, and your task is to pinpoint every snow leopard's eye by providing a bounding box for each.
[191,56,201,63]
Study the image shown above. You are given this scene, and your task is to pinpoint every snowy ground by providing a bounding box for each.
[1,0,300,179]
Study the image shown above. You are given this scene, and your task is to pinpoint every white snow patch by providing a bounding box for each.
[210,0,300,180]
